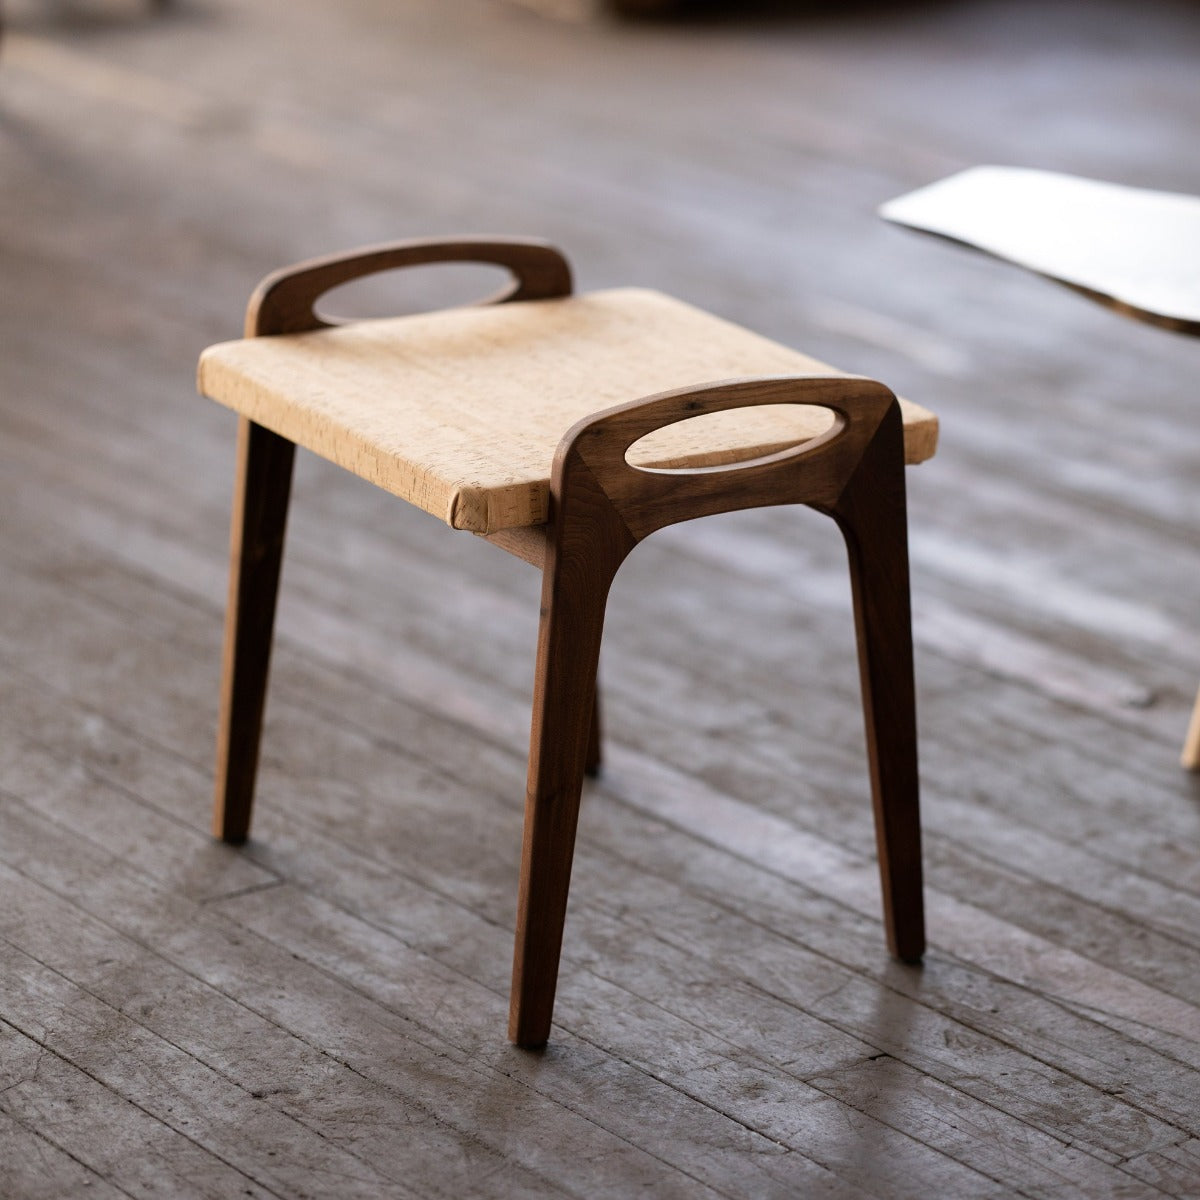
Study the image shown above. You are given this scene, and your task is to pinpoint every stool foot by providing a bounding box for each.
[1183,683,1200,771]
[833,406,925,962]
[213,417,295,844]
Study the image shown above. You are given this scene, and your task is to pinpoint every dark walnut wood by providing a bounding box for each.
[212,237,575,843]
[244,236,573,337]
[509,374,923,1047]
[211,417,295,843]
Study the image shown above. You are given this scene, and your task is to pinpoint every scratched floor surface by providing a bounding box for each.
[1,0,1199,1195]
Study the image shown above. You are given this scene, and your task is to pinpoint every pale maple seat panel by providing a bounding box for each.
[198,287,939,535]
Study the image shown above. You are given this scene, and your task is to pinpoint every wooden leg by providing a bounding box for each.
[585,681,603,777]
[1183,682,1200,771]
[508,528,625,1048]
[212,417,295,844]
[833,413,925,963]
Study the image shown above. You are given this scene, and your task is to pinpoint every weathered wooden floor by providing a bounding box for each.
[2,0,1199,1195]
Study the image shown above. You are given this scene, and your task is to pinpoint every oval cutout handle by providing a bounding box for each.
[245,236,572,336]
[624,401,843,477]
[557,375,900,542]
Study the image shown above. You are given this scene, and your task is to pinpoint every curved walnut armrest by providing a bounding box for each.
[244,236,573,337]
[556,374,902,546]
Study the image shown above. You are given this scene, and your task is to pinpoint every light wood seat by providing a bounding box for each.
[200,236,933,1048]
[200,287,938,536]
[883,166,1200,769]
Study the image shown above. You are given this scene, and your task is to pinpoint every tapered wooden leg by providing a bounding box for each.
[508,507,629,1047]
[585,682,603,777]
[1183,683,1200,771]
[833,410,924,963]
[213,417,295,844]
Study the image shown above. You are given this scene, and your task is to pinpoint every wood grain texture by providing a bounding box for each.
[244,235,574,337]
[510,375,922,1045]
[198,288,939,533]
[212,416,294,843]
[212,237,578,845]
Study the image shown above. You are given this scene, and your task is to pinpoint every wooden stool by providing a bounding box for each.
[198,237,938,1047]
[883,166,1200,770]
